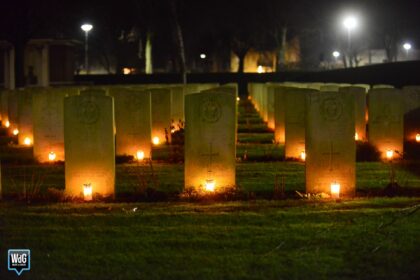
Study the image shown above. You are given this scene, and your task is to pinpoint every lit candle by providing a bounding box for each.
[204,179,215,192]
[83,183,93,201]
[136,150,144,161]
[24,137,32,146]
[12,128,19,135]
[300,151,306,161]
[5,121,10,128]
[152,136,160,145]
[48,151,56,162]
[330,182,340,199]
[416,133,420,143]
[236,97,240,102]
[386,149,394,160]
[354,132,359,141]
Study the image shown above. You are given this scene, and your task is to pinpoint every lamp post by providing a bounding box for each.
[81,23,93,74]
[343,16,358,67]
[403,42,412,60]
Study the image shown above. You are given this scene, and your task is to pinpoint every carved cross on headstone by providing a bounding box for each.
[322,141,340,171]
[200,142,219,173]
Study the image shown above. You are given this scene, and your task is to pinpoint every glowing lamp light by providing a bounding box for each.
[83,183,93,201]
[48,151,56,162]
[136,150,145,161]
[23,137,32,146]
[152,136,160,145]
[200,53,206,59]
[416,133,420,143]
[81,23,93,32]
[204,179,215,192]
[332,51,340,58]
[300,151,306,161]
[12,128,19,135]
[257,65,264,74]
[330,182,340,199]
[236,97,240,102]
[171,128,176,134]
[403,43,412,51]
[123,68,132,75]
[354,132,359,141]
[343,16,358,30]
[5,121,10,128]
[386,149,394,160]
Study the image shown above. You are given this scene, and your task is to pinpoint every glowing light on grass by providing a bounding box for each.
[204,179,215,192]
[48,151,56,162]
[12,128,19,135]
[152,136,160,145]
[330,182,340,199]
[386,149,394,160]
[136,150,144,161]
[83,183,93,201]
[24,137,32,146]
[300,151,306,161]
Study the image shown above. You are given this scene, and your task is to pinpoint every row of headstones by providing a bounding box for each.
[249,82,420,159]
[0,83,218,162]
[249,82,420,196]
[0,83,240,198]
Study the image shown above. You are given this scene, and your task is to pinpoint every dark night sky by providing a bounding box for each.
[2,0,420,71]
[2,0,420,41]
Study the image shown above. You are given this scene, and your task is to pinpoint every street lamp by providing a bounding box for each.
[403,42,412,59]
[343,15,358,67]
[81,23,93,74]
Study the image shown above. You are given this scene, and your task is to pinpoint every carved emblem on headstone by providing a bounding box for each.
[321,97,343,121]
[78,99,99,124]
[201,97,222,123]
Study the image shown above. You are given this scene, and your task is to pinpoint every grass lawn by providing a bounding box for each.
[2,161,420,198]
[1,198,419,279]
